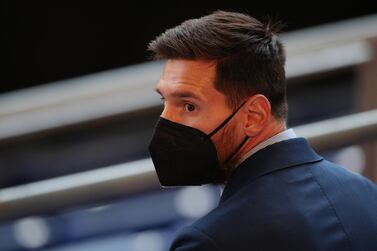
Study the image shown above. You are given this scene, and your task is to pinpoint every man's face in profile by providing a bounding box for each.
[155,59,246,167]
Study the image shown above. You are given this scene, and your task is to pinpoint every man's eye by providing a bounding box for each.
[184,103,195,112]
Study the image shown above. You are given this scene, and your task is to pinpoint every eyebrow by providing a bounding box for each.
[155,88,203,101]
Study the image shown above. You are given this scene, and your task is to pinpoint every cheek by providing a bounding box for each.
[186,109,228,135]
[212,123,239,161]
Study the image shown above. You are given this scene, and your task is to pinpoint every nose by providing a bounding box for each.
[161,104,178,123]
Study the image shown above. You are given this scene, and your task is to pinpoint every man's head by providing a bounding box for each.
[148,10,288,176]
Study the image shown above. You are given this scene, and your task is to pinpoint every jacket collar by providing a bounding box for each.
[219,137,323,204]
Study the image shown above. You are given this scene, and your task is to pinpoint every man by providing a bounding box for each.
[147,10,377,251]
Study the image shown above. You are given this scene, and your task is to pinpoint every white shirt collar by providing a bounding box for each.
[236,128,297,166]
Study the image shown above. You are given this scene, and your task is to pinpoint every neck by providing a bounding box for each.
[231,119,286,166]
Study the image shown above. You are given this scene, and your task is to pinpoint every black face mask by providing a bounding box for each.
[148,102,248,187]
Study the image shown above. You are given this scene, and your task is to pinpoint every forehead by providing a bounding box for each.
[157,59,217,94]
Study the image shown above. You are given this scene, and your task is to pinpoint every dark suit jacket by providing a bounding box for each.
[170,138,377,251]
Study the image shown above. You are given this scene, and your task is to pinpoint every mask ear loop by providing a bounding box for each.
[208,101,247,138]
[224,135,250,163]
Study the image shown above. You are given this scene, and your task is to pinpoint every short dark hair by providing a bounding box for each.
[148,10,288,121]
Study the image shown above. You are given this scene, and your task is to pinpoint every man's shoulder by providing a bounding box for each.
[309,158,377,196]
[170,204,251,251]
[170,184,282,251]
[170,159,377,250]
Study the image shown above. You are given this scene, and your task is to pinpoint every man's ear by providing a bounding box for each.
[243,94,271,137]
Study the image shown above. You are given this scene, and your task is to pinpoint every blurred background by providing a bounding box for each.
[1,1,377,250]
